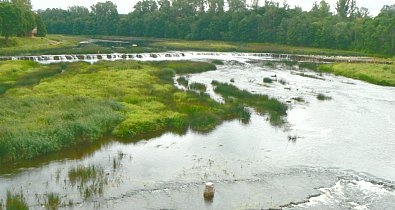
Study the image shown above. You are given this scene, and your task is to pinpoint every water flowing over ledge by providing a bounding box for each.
[0,51,388,64]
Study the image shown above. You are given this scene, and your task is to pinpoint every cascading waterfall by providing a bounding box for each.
[0,51,386,64]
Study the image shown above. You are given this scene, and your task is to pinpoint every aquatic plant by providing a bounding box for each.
[177,76,189,88]
[6,191,28,210]
[317,93,332,100]
[44,193,61,210]
[211,60,224,65]
[189,82,207,92]
[278,79,287,85]
[212,82,287,125]
[263,77,274,83]
[68,164,106,199]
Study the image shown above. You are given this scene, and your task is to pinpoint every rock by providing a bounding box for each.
[203,182,215,202]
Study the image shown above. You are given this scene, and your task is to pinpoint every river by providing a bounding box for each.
[1,52,395,209]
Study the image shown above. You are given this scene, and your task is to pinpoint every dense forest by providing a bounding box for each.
[0,0,47,43]
[38,0,395,55]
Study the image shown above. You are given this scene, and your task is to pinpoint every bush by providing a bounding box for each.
[263,77,273,83]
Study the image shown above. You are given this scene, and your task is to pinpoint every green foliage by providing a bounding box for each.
[0,2,23,42]
[39,1,394,55]
[35,14,47,37]
[177,76,189,88]
[212,81,288,125]
[189,82,207,92]
[263,77,273,83]
[317,93,332,100]
[6,191,28,210]
[211,60,224,65]
[68,164,105,199]
[44,193,60,210]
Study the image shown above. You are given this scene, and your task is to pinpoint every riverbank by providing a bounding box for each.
[0,60,287,163]
[319,63,395,87]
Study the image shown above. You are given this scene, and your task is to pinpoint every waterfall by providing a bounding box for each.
[0,52,382,65]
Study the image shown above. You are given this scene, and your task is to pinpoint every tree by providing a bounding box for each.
[35,14,47,37]
[91,1,120,35]
[11,0,31,10]
[0,2,23,43]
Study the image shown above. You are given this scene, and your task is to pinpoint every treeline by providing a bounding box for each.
[0,0,47,43]
[39,0,395,55]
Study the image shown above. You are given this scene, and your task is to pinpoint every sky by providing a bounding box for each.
[31,0,394,17]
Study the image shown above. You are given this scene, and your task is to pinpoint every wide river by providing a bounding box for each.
[1,52,395,209]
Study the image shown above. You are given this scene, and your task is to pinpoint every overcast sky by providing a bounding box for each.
[31,0,394,17]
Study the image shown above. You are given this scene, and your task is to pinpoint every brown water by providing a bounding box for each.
[1,55,395,209]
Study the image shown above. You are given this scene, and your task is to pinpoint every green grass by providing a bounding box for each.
[212,81,288,125]
[189,82,207,92]
[0,60,249,162]
[263,77,274,83]
[317,93,332,100]
[6,191,28,210]
[0,35,86,56]
[211,60,224,65]
[177,76,189,88]
[319,63,395,87]
[68,164,105,199]
[44,193,61,210]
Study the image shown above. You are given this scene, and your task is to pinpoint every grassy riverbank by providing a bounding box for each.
[319,63,395,87]
[0,60,287,162]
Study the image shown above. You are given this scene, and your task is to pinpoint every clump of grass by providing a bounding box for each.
[264,62,275,67]
[296,72,325,80]
[317,93,332,100]
[299,62,319,71]
[6,191,28,210]
[189,82,207,92]
[292,97,305,102]
[152,68,176,82]
[68,164,104,186]
[68,164,105,199]
[211,60,224,65]
[45,193,61,210]
[278,79,287,85]
[177,76,189,88]
[212,82,287,125]
[263,77,274,83]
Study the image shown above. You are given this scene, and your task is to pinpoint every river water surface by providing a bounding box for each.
[1,53,395,209]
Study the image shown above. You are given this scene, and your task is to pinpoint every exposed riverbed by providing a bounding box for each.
[1,53,395,209]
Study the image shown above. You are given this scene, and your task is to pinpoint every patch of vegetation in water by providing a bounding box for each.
[189,82,207,92]
[296,72,325,80]
[6,191,29,210]
[263,77,274,83]
[212,81,288,125]
[211,60,224,65]
[292,97,305,102]
[319,63,395,87]
[317,93,332,100]
[0,60,248,162]
[278,79,287,85]
[44,193,61,210]
[68,164,106,199]
[177,76,189,88]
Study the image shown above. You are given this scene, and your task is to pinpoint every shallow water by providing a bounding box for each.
[1,55,395,209]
